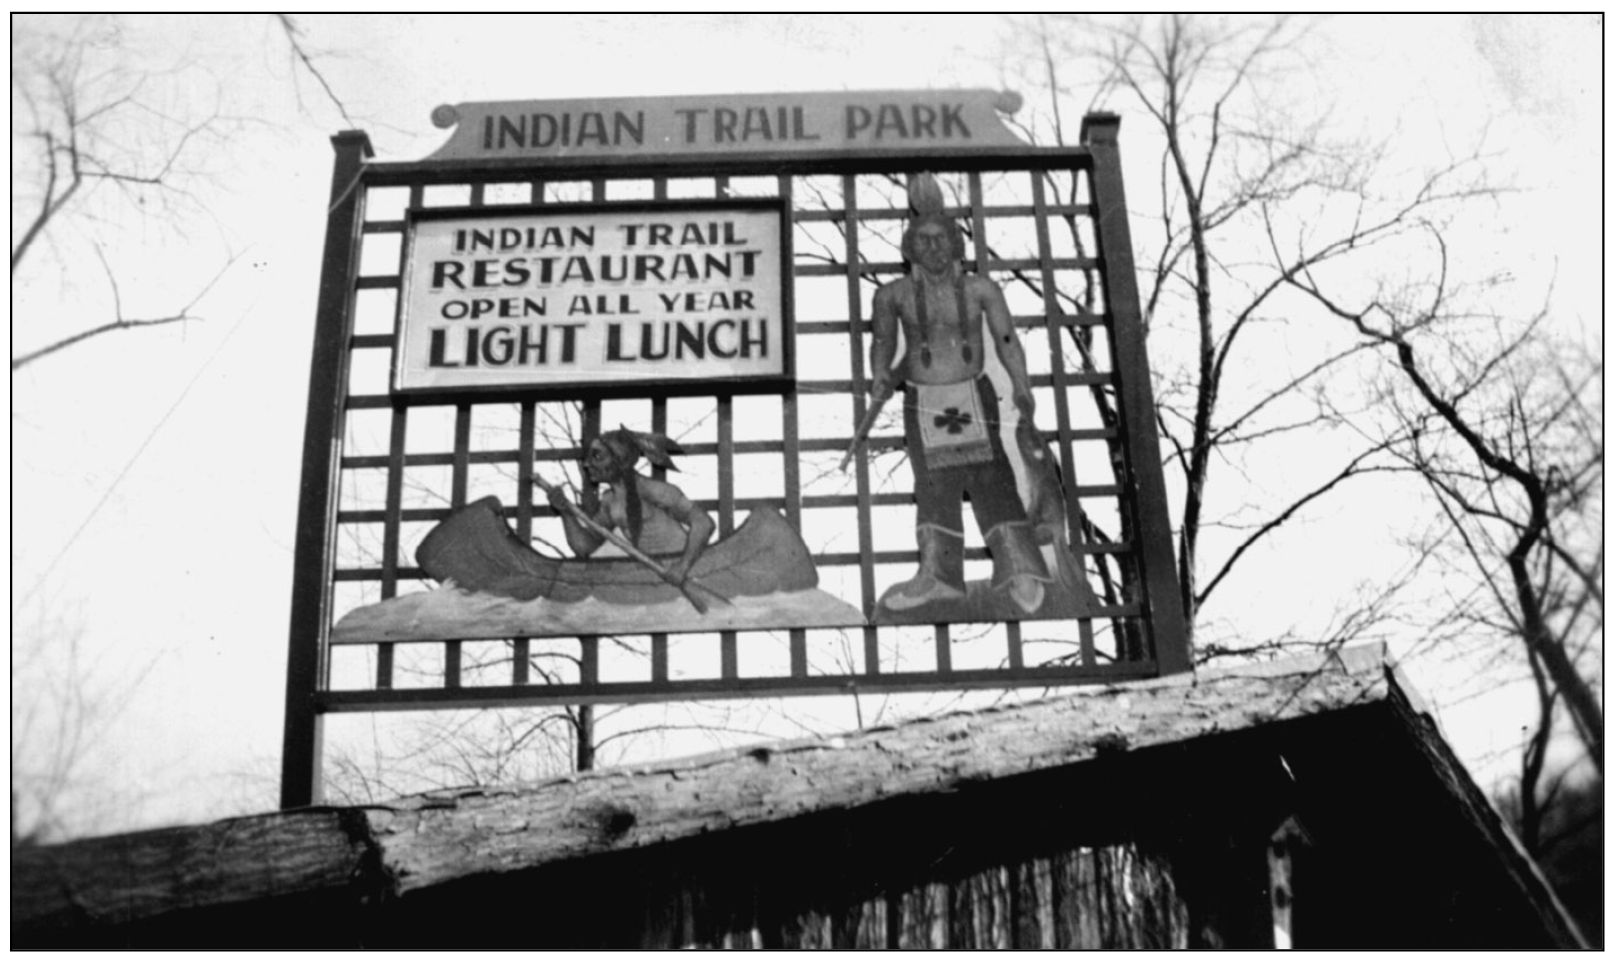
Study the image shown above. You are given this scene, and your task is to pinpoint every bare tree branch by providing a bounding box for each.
[274,14,358,128]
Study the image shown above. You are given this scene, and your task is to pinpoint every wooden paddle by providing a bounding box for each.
[532,475,730,614]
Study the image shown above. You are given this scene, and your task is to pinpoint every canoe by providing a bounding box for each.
[416,495,818,604]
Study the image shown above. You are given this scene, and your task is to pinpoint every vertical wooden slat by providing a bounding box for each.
[971,172,1015,675]
[949,873,974,947]
[1028,174,1085,555]
[561,171,609,754]
[781,174,809,681]
[1031,172,1099,666]
[715,391,734,523]
[789,630,809,680]
[451,409,471,506]
[650,396,669,684]
[580,636,599,684]
[1029,174,1106,666]
[934,624,952,673]
[512,401,536,685]
[1078,601,1099,668]
[712,170,730,680]
[516,402,536,525]
[652,634,669,683]
[1012,859,1044,948]
[713,132,734,708]
[443,403,471,688]
[717,395,738,680]
[509,638,530,688]
[576,634,598,772]
[1050,846,1079,948]
[710,165,730,684]
[967,172,989,274]
[373,177,425,694]
[842,173,880,675]
[1081,115,1191,675]
[281,130,372,809]
[376,406,408,690]
[578,392,602,760]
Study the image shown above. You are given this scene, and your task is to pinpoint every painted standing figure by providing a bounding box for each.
[869,178,1051,613]
[545,427,716,584]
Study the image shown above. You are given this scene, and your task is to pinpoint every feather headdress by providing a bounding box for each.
[594,426,685,547]
[598,425,684,472]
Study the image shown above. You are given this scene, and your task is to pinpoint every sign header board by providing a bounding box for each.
[426,88,1025,162]
[394,200,792,395]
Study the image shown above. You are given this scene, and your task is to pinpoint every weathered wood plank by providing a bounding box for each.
[13,648,1395,933]
[11,809,374,935]
[366,654,1389,892]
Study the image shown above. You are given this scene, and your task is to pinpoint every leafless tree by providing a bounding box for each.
[10,13,360,840]
[10,611,159,844]
[10,14,353,370]
[1290,261,1602,773]
[995,17,1602,872]
[998,15,1562,666]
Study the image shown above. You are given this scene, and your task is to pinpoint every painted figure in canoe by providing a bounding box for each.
[415,427,818,611]
[545,428,715,587]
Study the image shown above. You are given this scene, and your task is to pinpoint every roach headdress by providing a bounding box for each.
[901,172,966,263]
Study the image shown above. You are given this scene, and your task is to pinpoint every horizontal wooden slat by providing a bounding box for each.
[796,256,1095,278]
[332,538,1136,568]
[794,370,1112,393]
[354,275,400,289]
[337,439,929,470]
[1069,484,1124,498]
[337,540,1072,580]
[360,145,1096,185]
[341,450,524,469]
[318,661,1159,713]
[335,490,919,525]
[796,313,1107,335]
[795,202,1094,222]
[798,262,904,277]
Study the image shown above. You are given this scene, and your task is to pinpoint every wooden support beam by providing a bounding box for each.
[280,130,372,810]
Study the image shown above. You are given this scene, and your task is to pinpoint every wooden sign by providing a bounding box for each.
[394,199,792,395]
[425,89,1026,162]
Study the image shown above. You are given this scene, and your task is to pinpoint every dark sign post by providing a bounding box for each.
[281,131,373,808]
[282,91,1191,808]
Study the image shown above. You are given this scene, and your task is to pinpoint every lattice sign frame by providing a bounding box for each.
[282,113,1189,807]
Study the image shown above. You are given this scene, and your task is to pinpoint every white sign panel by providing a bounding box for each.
[395,200,791,394]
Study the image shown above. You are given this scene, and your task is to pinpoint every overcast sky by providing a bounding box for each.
[10,14,1601,835]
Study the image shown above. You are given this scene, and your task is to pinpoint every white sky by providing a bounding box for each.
[10,14,1603,835]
